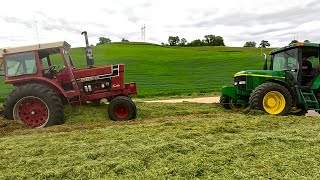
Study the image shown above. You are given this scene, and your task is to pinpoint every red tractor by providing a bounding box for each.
[0,32,137,128]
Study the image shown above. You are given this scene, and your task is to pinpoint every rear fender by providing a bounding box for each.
[310,74,320,90]
[11,77,68,97]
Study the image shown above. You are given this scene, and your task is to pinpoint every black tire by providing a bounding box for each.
[220,96,231,109]
[249,82,292,115]
[3,83,64,127]
[290,107,308,116]
[108,96,137,121]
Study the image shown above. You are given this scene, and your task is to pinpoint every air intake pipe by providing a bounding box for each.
[81,31,95,68]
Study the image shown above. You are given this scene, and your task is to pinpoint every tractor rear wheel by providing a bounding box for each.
[108,96,137,120]
[249,82,292,115]
[3,84,64,128]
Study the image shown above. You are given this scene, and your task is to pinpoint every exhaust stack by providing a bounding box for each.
[81,31,94,68]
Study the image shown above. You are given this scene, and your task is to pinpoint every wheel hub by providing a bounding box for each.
[263,91,286,115]
[114,105,129,119]
[14,97,49,127]
[267,98,276,107]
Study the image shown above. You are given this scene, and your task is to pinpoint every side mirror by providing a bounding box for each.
[263,53,268,70]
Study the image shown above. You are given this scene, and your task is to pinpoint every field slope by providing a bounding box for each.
[0,43,272,99]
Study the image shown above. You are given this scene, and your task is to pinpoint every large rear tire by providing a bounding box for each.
[3,84,64,128]
[108,96,137,120]
[249,82,292,115]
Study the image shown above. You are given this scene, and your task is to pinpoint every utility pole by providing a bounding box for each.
[141,24,146,42]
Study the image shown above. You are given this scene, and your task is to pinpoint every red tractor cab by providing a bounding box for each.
[1,33,137,128]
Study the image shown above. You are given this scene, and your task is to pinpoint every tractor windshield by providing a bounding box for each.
[62,49,74,68]
[272,48,299,71]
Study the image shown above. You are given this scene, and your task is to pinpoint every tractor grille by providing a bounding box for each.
[234,76,246,90]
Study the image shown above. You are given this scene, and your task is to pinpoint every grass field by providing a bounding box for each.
[0,43,272,100]
[0,103,320,179]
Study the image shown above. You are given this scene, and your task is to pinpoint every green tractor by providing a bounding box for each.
[220,42,320,116]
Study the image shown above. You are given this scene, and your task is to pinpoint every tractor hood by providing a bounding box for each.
[234,70,286,79]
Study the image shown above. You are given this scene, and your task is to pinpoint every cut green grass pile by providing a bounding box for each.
[0,43,273,100]
[1,103,320,179]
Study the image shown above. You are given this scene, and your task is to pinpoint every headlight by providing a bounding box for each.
[234,82,238,86]
[238,81,246,85]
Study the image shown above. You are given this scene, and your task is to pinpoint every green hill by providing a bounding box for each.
[0,43,273,99]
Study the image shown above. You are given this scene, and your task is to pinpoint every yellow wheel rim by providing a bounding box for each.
[263,91,286,115]
[229,99,245,111]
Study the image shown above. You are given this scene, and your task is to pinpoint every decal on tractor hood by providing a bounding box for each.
[77,65,119,82]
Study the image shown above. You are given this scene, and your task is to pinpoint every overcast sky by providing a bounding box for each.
[0,0,319,48]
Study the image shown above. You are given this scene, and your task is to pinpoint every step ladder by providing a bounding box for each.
[67,95,82,106]
[66,68,82,106]
[300,90,320,111]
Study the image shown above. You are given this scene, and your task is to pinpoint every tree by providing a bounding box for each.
[203,35,215,46]
[97,37,111,45]
[202,35,225,46]
[187,39,202,46]
[179,38,187,46]
[121,38,129,42]
[289,39,299,45]
[243,41,256,47]
[168,36,180,46]
[259,40,270,48]
[215,36,225,46]
[304,40,310,43]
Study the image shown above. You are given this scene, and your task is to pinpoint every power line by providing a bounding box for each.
[141,24,146,42]
[33,16,40,46]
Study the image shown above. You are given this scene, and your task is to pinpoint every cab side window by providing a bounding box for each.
[5,52,37,77]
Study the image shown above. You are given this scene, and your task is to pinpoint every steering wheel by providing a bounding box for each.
[42,65,56,74]
[48,65,56,70]
[287,63,298,69]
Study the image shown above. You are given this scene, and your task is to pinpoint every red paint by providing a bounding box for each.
[114,105,129,119]
[17,97,48,127]
[3,46,137,104]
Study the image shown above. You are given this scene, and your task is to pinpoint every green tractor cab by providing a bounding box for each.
[220,42,320,116]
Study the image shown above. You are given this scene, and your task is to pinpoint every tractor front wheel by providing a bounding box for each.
[219,96,231,109]
[108,96,137,120]
[3,84,64,128]
[220,95,247,111]
[249,82,292,115]
[290,107,308,116]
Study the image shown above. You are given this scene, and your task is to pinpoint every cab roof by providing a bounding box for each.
[270,42,320,55]
[0,41,71,58]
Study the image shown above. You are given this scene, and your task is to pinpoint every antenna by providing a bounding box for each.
[141,24,146,42]
[33,16,40,47]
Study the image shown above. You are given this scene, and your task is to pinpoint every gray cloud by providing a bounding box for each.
[1,16,33,29]
[179,0,320,29]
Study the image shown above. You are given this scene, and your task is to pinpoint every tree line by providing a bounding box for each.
[96,37,129,45]
[96,36,312,48]
[163,34,225,46]
[243,39,312,48]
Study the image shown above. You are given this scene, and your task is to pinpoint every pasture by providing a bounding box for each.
[0,43,272,100]
[2,44,316,179]
[1,103,320,179]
